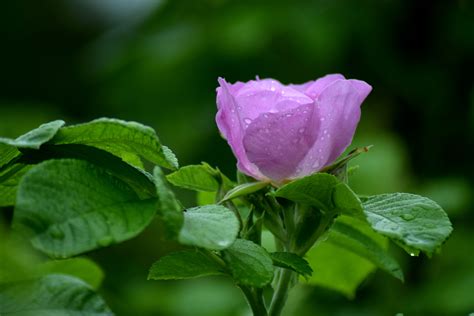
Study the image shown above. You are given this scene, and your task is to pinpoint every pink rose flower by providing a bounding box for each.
[216,74,371,183]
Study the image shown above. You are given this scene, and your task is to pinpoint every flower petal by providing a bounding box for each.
[216,78,264,179]
[290,74,346,99]
[296,79,371,176]
[243,104,318,182]
[348,79,373,103]
[234,79,313,127]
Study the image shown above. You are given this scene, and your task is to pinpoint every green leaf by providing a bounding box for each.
[148,250,224,280]
[0,164,31,207]
[153,167,183,237]
[0,143,20,169]
[0,120,65,150]
[275,173,338,211]
[50,118,178,170]
[332,182,365,219]
[178,205,239,250]
[362,193,453,256]
[167,164,219,192]
[0,236,42,284]
[196,191,216,206]
[270,252,313,278]
[305,240,376,298]
[39,258,104,290]
[275,173,364,217]
[0,274,113,316]
[223,239,273,287]
[13,159,157,258]
[18,144,157,198]
[220,181,269,203]
[327,216,403,281]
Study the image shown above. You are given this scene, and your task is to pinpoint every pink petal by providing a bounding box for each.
[234,79,313,128]
[290,74,346,99]
[216,78,264,179]
[296,79,370,177]
[242,103,317,182]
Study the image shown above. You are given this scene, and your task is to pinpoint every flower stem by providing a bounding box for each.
[268,269,294,316]
[240,285,268,316]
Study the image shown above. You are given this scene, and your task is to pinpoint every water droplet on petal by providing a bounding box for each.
[298,128,305,133]
[409,253,416,257]
[244,118,252,125]
[286,113,292,118]
[312,161,320,169]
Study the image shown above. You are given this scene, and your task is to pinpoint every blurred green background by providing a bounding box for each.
[1,0,473,315]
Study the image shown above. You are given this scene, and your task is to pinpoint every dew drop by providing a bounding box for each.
[97,236,114,247]
[286,113,292,118]
[49,226,64,239]
[401,214,415,221]
[409,253,416,257]
[244,118,252,125]
[317,148,322,153]
[320,117,325,122]
[298,128,305,133]
[323,129,328,134]
[217,240,230,247]
[312,161,320,169]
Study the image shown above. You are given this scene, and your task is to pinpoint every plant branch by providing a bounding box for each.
[268,269,294,316]
[240,285,268,316]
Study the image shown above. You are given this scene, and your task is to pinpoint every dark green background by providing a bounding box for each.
[1,0,473,315]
